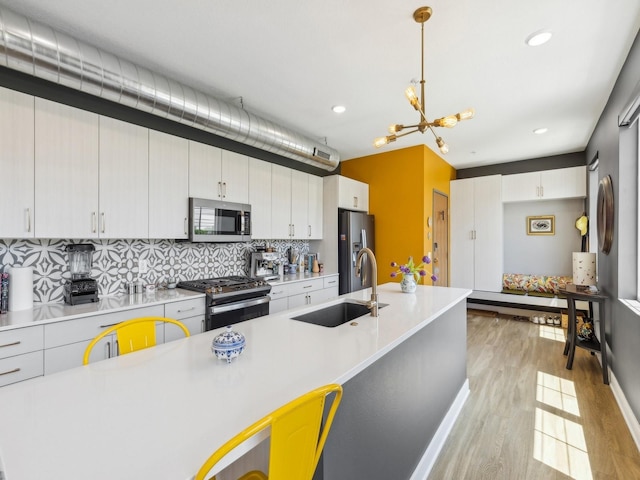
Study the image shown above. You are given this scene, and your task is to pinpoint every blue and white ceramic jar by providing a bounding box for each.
[212,326,246,363]
[400,274,417,293]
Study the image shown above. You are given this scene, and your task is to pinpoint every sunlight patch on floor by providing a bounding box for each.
[536,371,580,417]
[533,408,592,480]
[538,324,566,343]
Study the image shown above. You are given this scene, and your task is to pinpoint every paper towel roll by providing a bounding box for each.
[8,266,33,311]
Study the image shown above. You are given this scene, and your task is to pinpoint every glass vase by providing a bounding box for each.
[400,273,417,293]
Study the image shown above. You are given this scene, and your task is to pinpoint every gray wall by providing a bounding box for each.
[585,28,640,424]
[503,199,585,276]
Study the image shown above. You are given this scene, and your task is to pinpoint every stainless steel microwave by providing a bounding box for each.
[189,198,251,242]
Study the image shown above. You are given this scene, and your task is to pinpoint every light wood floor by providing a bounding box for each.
[428,310,640,480]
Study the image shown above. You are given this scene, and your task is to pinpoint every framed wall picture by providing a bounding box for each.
[527,215,555,235]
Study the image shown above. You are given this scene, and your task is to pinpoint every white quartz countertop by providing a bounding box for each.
[0,288,205,331]
[0,283,471,480]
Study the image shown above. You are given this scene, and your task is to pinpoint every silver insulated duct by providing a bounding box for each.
[0,7,340,170]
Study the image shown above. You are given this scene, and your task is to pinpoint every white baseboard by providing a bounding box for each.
[410,379,470,480]
[608,368,640,452]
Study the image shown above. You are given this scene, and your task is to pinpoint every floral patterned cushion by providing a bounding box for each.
[502,273,572,295]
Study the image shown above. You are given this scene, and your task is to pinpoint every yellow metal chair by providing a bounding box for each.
[195,383,343,480]
[82,316,190,365]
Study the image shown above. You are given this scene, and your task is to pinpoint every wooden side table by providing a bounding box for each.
[560,284,608,384]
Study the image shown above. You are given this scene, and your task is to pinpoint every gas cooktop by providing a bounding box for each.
[177,275,270,295]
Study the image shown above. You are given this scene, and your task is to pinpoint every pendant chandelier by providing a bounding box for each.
[374,6,474,155]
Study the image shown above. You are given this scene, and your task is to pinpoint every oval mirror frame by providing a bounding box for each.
[597,175,614,254]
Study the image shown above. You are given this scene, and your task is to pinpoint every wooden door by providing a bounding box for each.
[433,190,449,287]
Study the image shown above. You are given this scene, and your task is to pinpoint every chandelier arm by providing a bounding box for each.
[394,128,421,139]
[426,124,441,141]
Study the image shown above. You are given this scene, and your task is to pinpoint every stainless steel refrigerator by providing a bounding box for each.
[338,209,375,294]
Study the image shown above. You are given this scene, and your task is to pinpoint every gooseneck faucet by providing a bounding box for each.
[355,247,379,316]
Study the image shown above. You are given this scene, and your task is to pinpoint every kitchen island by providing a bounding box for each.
[0,283,470,480]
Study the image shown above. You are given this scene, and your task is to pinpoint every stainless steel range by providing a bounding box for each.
[177,275,272,331]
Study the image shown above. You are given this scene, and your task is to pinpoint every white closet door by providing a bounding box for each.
[450,178,475,289]
[473,175,503,292]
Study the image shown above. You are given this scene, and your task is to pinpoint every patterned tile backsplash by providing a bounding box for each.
[0,238,309,304]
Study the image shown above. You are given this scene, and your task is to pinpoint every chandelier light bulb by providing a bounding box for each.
[436,137,449,154]
[405,86,420,110]
[374,136,390,148]
[437,115,458,128]
[456,108,475,121]
[389,124,404,134]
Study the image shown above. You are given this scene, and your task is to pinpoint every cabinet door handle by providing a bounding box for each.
[303,285,313,289]
[540,185,544,197]
[26,208,31,233]
[308,225,311,237]
[184,217,188,235]
[100,322,121,329]
[200,319,205,333]
[101,212,106,233]
[354,196,358,208]
[105,341,111,359]
[0,368,20,376]
[291,224,295,237]
[0,341,21,348]
[177,306,196,313]
[222,182,227,198]
[326,280,337,285]
[217,181,222,198]
[92,212,97,233]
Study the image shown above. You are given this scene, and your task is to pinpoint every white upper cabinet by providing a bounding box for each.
[34,98,99,239]
[188,141,249,204]
[148,131,189,239]
[307,174,323,239]
[248,157,272,239]
[290,170,308,239]
[271,164,293,239]
[269,165,323,239]
[98,116,149,239]
[0,87,35,238]
[502,166,586,202]
[188,141,221,200]
[221,150,249,204]
[337,175,369,212]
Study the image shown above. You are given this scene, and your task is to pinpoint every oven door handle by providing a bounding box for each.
[210,296,270,314]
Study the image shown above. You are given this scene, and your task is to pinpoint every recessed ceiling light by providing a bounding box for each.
[533,127,548,135]
[526,30,552,47]
[332,105,346,114]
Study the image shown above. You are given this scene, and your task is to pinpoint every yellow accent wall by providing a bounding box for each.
[340,145,455,285]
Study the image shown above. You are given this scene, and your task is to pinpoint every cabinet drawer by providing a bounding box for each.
[288,278,323,296]
[268,284,290,300]
[44,305,164,348]
[0,326,44,360]
[164,297,206,320]
[323,275,339,289]
[0,350,44,387]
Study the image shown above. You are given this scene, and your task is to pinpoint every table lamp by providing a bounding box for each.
[572,252,597,291]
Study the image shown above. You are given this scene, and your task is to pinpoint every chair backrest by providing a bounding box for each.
[82,317,190,365]
[195,383,343,480]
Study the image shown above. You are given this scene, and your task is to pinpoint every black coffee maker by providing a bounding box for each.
[63,244,99,305]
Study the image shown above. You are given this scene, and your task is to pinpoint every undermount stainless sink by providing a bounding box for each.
[291,300,388,328]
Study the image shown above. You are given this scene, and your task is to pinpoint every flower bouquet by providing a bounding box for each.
[391,256,437,292]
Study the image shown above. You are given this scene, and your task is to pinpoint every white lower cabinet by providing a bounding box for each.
[268,284,290,314]
[164,297,206,341]
[269,275,340,312]
[0,326,44,387]
[43,305,164,374]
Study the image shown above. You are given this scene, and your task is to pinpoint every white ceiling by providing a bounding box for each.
[1,0,639,169]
